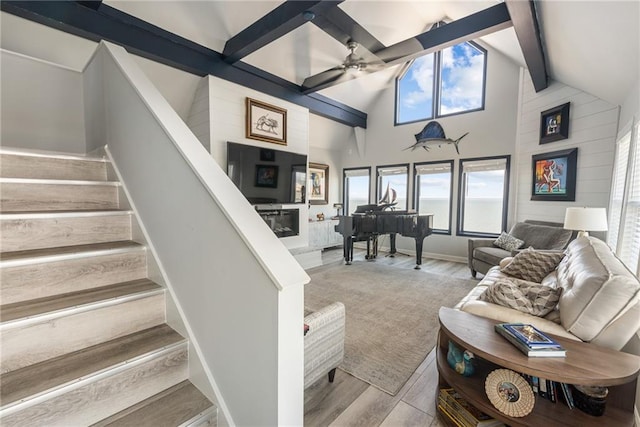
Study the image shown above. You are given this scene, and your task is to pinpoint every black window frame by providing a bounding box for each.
[376,163,410,210]
[413,160,454,235]
[456,155,511,238]
[394,22,487,126]
[342,166,371,215]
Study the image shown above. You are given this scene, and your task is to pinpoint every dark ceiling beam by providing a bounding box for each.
[1,0,366,128]
[75,1,102,11]
[505,0,548,92]
[222,1,343,64]
[302,3,512,93]
[312,6,385,55]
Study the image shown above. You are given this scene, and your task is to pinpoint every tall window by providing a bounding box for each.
[343,167,371,215]
[458,156,510,236]
[414,161,453,234]
[396,23,486,125]
[607,120,640,275]
[376,164,410,211]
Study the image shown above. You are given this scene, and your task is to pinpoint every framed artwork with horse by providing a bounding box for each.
[531,148,578,201]
[246,98,287,145]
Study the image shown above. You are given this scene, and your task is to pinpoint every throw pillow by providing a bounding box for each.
[500,247,565,282]
[479,278,562,316]
[493,232,525,252]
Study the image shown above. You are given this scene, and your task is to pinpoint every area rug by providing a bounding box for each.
[305,261,476,395]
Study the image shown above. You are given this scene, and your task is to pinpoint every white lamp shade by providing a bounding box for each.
[563,207,608,232]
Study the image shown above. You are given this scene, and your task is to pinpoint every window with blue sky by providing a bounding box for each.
[396,24,486,125]
[343,167,371,215]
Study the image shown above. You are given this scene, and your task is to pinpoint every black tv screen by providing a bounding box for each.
[227,142,307,204]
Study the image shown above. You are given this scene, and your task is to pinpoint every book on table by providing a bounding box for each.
[495,323,566,357]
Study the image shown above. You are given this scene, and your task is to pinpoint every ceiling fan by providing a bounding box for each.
[341,41,368,72]
[301,40,386,93]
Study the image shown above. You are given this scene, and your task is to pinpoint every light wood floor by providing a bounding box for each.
[304,247,477,427]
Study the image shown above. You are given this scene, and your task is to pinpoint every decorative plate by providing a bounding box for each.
[485,369,535,417]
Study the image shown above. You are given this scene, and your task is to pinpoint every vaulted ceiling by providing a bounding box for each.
[1,1,638,128]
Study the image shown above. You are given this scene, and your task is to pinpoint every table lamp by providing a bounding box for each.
[563,207,608,237]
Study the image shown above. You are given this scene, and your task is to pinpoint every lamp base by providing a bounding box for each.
[577,230,590,238]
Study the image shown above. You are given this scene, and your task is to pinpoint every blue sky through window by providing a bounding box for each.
[396,39,485,124]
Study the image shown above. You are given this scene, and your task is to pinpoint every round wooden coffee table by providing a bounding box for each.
[436,307,640,427]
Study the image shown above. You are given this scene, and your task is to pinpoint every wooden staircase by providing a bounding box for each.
[0,150,217,426]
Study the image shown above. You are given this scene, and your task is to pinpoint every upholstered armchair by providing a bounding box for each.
[468,220,575,278]
[304,302,345,389]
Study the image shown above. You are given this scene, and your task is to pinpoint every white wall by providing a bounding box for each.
[513,72,619,233]
[339,45,521,260]
[619,79,639,132]
[186,75,312,249]
[0,49,86,153]
[307,113,356,221]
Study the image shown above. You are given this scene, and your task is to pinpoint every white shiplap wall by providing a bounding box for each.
[185,75,311,249]
[514,71,619,226]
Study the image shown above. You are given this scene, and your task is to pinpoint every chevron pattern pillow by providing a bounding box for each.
[500,247,565,282]
[479,278,562,316]
[493,232,525,252]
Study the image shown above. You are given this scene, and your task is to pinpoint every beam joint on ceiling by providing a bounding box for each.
[302,2,512,93]
[1,0,366,128]
[505,0,548,92]
[222,0,343,64]
[312,6,385,55]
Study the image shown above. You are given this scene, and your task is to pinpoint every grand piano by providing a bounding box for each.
[335,205,434,269]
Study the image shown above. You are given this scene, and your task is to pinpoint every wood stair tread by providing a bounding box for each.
[0,240,143,261]
[0,209,131,216]
[0,324,185,407]
[92,380,215,427]
[1,279,161,322]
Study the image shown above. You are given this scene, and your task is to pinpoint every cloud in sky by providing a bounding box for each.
[440,43,485,114]
[400,54,434,110]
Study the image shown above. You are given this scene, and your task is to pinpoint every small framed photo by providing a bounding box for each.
[531,148,578,201]
[539,102,570,144]
[246,98,287,145]
[255,165,279,188]
[260,148,275,162]
[308,162,329,205]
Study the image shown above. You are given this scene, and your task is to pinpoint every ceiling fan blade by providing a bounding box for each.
[301,67,350,93]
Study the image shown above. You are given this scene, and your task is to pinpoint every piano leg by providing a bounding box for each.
[365,238,371,259]
[343,236,353,265]
[414,236,425,269]
[372,235,378,259]
[389,233,397,257]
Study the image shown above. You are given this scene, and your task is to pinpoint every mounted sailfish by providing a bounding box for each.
[404,121,469,154]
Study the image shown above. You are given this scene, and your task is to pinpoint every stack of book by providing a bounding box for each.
[495,323,566,357]
[438,388,505,427]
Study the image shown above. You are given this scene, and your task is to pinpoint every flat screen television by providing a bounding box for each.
[226,142,307,205]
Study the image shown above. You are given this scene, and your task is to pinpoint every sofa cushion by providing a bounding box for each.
[556,237,640,349]
[510,222,573,250]
[473,246,510,266]
[479,278,562,316]
[500,248,565,282]
[494,232,525,252]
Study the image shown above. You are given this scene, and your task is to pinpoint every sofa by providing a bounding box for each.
[468,220,575,278]
[457,236,640,352]
[304,302,345,389]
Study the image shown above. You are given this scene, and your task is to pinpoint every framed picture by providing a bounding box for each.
[531,148,578,201]
[260,148,275,162]
[246,98,287,145]
[539,102,570,144]
[255,165,279,188]
[308,162,329,205]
